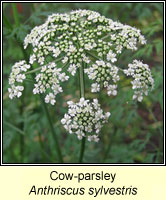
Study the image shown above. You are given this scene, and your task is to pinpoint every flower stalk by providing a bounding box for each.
[25,67,42,75]
[79,63,86,163]
[41,96,63,163]
[79,63,85,98]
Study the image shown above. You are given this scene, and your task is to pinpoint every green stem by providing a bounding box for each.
[79,137,86,163]
[20,132,24,162]
[25,67,42,75]
[3,13,13,30]
[79,63,85,97]
[12,3,20,27]
[28,67,63,163]
[38,130,50,163]
[4,121,25,135]
[148,108,163,162]
[101,34,110,40]
[41,97,63,163]
[86,51,100,61]
[103,127,117,162]
[19,89,25,163]
[78,63,86,163]
[25,57,66,75]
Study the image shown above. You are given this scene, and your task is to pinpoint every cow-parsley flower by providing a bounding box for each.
[33,62,69,104]
[85,60,120,96]
[8,60,30,99]
[8,9,154,146]
[8,9,151,104]
[123,60,154,102]
[23,9,146,77]
[61,98,110,142]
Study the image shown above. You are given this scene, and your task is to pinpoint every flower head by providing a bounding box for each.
[85,60,120,96]
[8,60,30,99]
[123,60,154,102]
[61,98,111,142]
[23,9,146,76]
[9,10,149,103]
[33,62,69,104]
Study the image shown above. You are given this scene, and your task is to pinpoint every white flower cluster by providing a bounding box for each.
[85,60,120,96]
[33,62,69,105]
[124,60,154,102]
[8,10,153,143]
[8,60,30,99]
[23,9,146,76]
[61,98,110,142]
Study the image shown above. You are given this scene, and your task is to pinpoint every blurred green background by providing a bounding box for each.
[3,2,163,163]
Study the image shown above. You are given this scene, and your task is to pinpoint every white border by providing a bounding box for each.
[1,0,165,166]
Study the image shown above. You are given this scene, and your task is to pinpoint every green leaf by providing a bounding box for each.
[153,39,163,55]
[4,121,25,135]
[3,131,15,150]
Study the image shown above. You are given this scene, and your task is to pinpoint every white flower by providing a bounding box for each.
[68,45,77,53]
[8,60,30,99]
[59,73,69,82]
[16,74,26,83]
[66,101,73,106]
[45,93,56,105]
[139,35,146,45]
[85,60,119,96]
[88,73,96,80]
[96,60,105,66]
[131,80,142,89]
[79,97,87,107]
[88,135,99,142]
[53,47,61,57]
[95,110,103,119]
[124,68,134,76]
[68,109,76,116]
[61,114,71,124]
[76,130,84,140]
[68,64,77,76]
[32,62,68,104]
[76,107,82,113]
[85,104,92,112]
[62,56,68,63]
[82,56,90,63]
[107,50,117,63]
[8,85,24,99]
[115,45,123,54]
[61,98,111,142]
[84,43,93,50]
[29,54,36,64]
[133,91,143,102]
[33,87,39,94]
[93,98,99,105]
[123,60,154,102]
[105,112,111,119]
[85,126,92,133]
[91,83,100,93]
[38,57,44,65]
[107,85,117,96]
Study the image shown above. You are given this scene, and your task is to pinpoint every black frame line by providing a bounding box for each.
[1,0,165,166]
